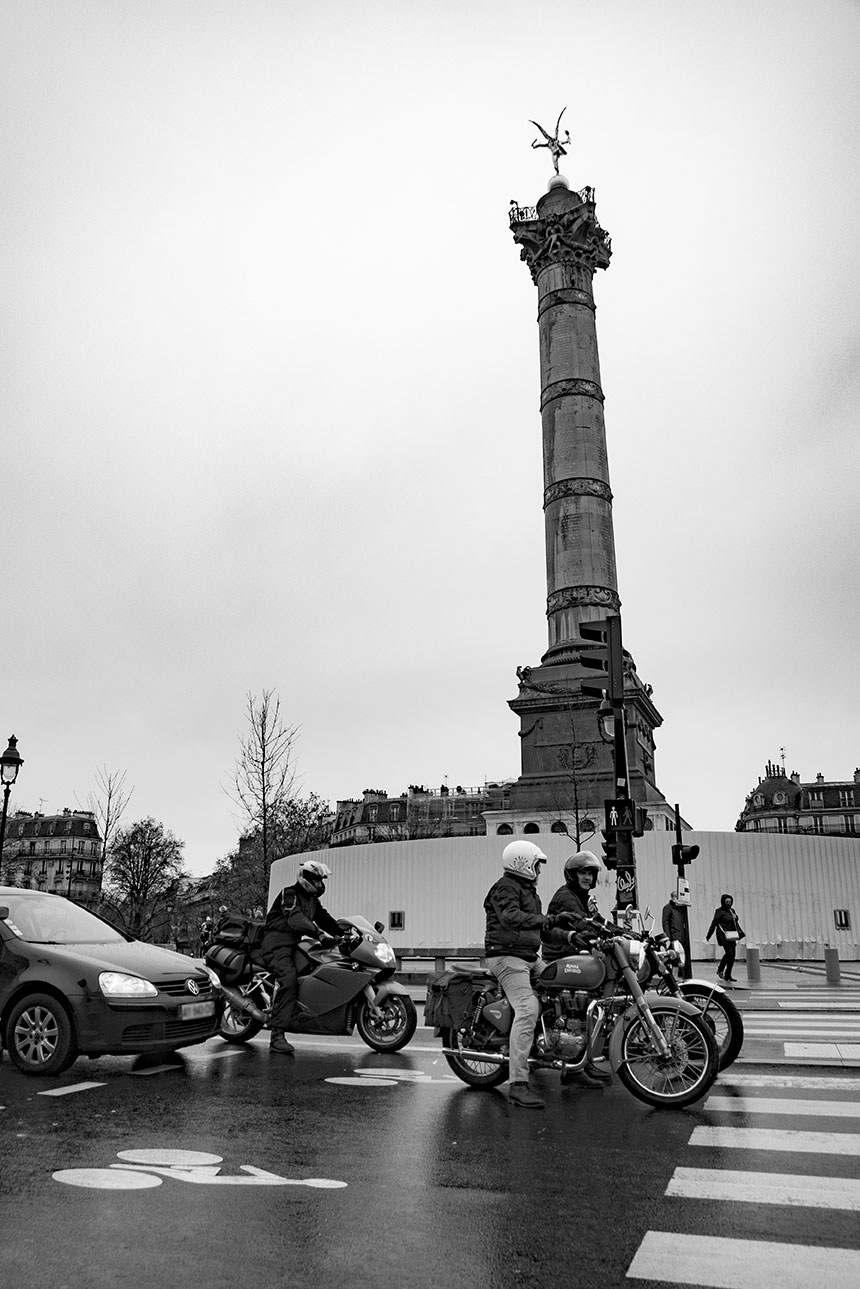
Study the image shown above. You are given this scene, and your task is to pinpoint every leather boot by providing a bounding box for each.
[269,1030,295,1054]
[561,1066,605,1089]
[508,1081,545,1109]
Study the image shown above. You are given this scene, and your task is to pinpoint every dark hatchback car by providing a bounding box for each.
[0,887,221,1075]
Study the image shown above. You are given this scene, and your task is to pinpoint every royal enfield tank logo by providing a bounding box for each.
[487,1007,504,1020]
[563,963,582,974]
[185,979,200,995]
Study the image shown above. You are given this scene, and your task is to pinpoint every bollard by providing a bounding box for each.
[746,945,761,982]
[824,946,841,984]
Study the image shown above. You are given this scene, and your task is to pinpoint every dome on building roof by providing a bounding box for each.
[742,761,802,815]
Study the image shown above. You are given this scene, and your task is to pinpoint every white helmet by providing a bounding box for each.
[298,859,331,896]
[502,840,548,882]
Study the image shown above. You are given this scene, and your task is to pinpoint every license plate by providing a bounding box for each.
[179,1000,215,1021]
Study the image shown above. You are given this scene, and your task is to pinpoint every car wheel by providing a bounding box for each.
[5,993,79,1076]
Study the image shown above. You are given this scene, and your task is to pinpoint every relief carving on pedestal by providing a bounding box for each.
[513,208,612,283]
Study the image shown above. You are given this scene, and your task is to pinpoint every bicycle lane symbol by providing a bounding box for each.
[53,1148,347,1190]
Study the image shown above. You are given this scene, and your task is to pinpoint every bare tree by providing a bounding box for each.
[103,817,187,941]
[228,690,299,870]
[214,791,331,915]
[81,766,134,864]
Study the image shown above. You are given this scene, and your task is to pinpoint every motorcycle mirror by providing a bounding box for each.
[374,921,385,935]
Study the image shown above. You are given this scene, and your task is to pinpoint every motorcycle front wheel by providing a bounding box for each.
[616,1003,719,1108]
[218,992,265,1044]
[356,996,418,1053]
[441,1027,509,1088]
[677,984,744,1071]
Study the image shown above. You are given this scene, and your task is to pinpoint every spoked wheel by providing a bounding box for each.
[441,1027,509,1088]
[678,985,744,1071]
[5,992,79,1076]
[617,1003,719,1108]
[356,996,418,1053]
[218,993,264,1043]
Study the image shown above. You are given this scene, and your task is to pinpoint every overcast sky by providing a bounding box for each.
[3,0,858,876]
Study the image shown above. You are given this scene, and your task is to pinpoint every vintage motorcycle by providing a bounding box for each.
[627,912,744,1071]
[204,914,417,1053]
[426,918,720,1108]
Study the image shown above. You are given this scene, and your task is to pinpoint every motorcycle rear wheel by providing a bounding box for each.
[677,984,744,1071]
[356,996,417,1053]
[441,1027,509,1088]
[218,995,264,1044]
[616,1004,719,1108]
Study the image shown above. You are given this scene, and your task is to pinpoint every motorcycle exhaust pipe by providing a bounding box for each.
[440,1047,506,1065]
[214,981,269,1025]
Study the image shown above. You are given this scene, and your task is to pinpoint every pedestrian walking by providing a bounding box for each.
[705,893,744,981]
[661,892,686,946]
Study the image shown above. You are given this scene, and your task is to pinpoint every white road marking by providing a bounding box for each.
[37,1082,106,1096]
[690,1126,860,1154]
[117,1149,223,1166]
[704,1095,860,1117]
[666,1166,860,1210]
[325,1076,398,1087]
[785,1043,860,1058]
[778,1002,860,1010]
[717,1073,860,1089]
[54,1168,162,1190]
[628,1231,860,1287]
[126,1063,185,1076]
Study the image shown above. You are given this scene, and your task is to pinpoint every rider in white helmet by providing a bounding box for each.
[262,859,342,1055]
[483,839,575,1109]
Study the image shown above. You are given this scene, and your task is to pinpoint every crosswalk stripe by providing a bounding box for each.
[778,1002,860,1010]
[704,1095,860,1117]
[690,1126,860,1154]
[627,1231,860,1286]
[785,1042,860,1058]
[666,1166,860,1210]
[718,1073,860,1089]
[743,1028,860,1037]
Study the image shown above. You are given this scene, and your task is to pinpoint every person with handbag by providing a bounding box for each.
[705,893,745,981]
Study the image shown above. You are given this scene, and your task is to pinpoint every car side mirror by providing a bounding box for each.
[0,906,9,920]
[374,921,385,935]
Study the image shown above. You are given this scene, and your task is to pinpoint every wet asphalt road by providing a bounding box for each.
[3,1031,860,1289]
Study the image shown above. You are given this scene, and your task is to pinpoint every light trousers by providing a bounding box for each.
[488,955,540,1085]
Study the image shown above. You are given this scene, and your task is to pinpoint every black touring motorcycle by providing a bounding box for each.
[426,914,721,1108]
[204,913,417,1053]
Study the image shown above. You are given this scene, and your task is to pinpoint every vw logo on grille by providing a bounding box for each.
[186,979,200,995]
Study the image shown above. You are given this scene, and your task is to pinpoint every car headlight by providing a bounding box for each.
[99,971,158,998]
[375,942,396,966]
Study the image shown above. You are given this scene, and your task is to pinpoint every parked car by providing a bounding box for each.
[0,887,222,1075]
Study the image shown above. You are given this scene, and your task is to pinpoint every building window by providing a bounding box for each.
[839,790,854,808]
[389,803,401,822]
[366,805,378,823]
[389,911,405,931]
[550,821,568,834]
[496,824,513,835]
[523,822,540,834]
[834,910,851,931]
[810,791,824,807]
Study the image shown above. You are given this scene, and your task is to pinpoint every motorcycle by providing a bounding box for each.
[426,918,720,1108]
[632,918,744,1071]
[203,914,417,1053]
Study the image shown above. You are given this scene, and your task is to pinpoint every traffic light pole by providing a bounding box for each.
[606,617,636,909]
[674,803,692,980]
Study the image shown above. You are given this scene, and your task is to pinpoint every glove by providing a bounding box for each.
[318,933,339,948]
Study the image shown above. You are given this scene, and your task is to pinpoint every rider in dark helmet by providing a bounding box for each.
[541,850,611,1086]
[262,860,342,1055]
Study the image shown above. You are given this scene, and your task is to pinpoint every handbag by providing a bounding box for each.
[723,930,739,941]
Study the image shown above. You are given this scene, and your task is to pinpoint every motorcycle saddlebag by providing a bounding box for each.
[204,943,248,986]
[212,915,266,954]
[424,969,493,1033]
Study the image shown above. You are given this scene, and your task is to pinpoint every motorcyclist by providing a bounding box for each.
[483,840,587,1109]
[261,859,342,1055]
[541,850,612,1085]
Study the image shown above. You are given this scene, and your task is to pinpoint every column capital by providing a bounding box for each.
[509,186,612,283]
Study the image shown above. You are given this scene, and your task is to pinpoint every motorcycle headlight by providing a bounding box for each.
[374,941,396,966]
[623,938,644,971]
[99,971,158,998]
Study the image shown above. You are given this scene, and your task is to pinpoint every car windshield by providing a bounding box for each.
[0,894,127,945]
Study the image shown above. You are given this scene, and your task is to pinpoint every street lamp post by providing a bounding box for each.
[0,735,24,874]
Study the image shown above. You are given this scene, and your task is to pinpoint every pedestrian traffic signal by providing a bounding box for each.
[601,828,618,870]
[671,843,700,867]
[633,806,649,837]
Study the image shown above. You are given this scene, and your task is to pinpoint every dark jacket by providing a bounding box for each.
[705,895,744,947]
[264,881,341,946]
[484,873,548,962]
[662,900,686,942]
[541,881,605,962]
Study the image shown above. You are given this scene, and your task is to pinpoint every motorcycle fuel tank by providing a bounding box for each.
[536,954,606,989]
